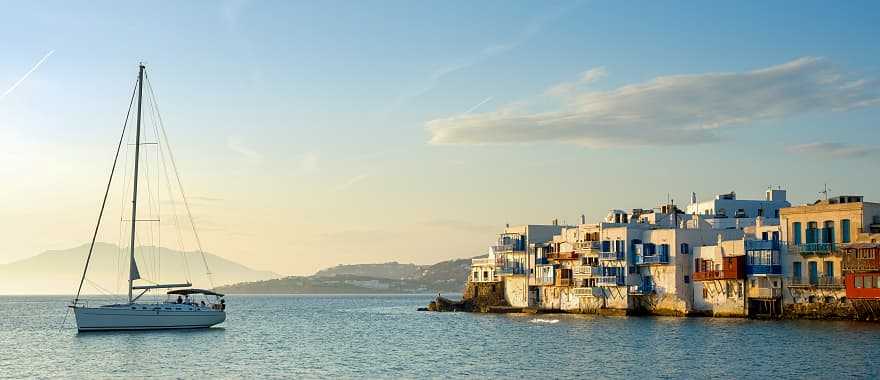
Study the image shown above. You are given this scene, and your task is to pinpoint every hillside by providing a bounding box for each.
[0,242,280,294]
[216,258,473,294]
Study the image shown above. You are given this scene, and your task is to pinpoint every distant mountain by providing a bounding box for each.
[217,258,473,294]
[314,262,422,279]
[0,242,280,294]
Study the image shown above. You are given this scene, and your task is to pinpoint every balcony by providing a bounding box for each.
[596,275,625,287]
[492,244,521,253]
[471,257,496,267]
[599,251,625,261]
[572,287,600,297]
[748,287,782,299]
[574,241,600,252]
[555,278,572,287]
[693,269,743,281]
[788,243,840,256]
[496,266,527,276]
[629,283,654,295]
[547,251,579,261]
[635,253,669,266]
[746,264,783,276]
[572,265,601,278]
[745,240,781,251]
[786,276,845,289]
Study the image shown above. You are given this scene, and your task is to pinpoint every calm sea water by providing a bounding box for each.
[2,294,879,379]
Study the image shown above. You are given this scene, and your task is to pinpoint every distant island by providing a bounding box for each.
[0,242,280,294]
[215,258,472,294]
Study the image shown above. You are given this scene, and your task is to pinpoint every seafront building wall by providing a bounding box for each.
[464,190,880,320]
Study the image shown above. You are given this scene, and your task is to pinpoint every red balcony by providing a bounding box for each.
[693,256,744,281]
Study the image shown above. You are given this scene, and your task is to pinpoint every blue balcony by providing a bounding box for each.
[496,266,527,276]
[746,264,783,276]
[745,240,781,251]
[635,252,669,265]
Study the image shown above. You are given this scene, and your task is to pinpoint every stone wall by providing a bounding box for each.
[462,281,508,312]
[783,299,857,320]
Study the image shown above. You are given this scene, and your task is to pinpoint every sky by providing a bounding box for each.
[1,1,879,276]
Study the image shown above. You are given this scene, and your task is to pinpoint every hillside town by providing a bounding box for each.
[461,188,880,319]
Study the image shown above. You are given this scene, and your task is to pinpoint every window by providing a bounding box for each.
[823,221,835,244]
[680,243,689,255]
[824,262,834,278]
[703,288,708,298]
[841,219,851,243]
[762,232,769,240]
[793,222,802,245]
[855,276,863,288]
[758,208,765,217]
[806,222,818,244]
[867,275,874,289]
[684,275,690,284]
[751,279,756,287]
[775,209,780,218]
[772,280,779,288]
[793,262,802,281]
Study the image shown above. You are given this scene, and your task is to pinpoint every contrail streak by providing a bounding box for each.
[0,49,55,102]
[462,96,493,115]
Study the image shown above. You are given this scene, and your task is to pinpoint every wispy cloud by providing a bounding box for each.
[427,57,880,147]
[226,135,263,162]
[785,142,879,159]
[384,3,579,115]
[334,174,370,191]
[0,50,55,102]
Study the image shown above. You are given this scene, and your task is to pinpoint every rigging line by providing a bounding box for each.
[148,86,191,283]
[145,73,214,287]
[72,78,138,305]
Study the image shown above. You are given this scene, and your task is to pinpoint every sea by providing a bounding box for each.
[2,294,880,379]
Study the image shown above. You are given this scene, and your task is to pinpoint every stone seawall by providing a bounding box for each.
[424,282,880,321]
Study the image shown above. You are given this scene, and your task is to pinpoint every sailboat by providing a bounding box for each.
[69,64,226,331]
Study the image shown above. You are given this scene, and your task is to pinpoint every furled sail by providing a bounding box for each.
[130,257,141,281]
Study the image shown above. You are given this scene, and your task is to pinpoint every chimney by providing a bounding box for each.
[581,214,586,224]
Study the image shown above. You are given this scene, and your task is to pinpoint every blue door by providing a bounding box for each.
[793,262,802,283]
[808,262,818,285]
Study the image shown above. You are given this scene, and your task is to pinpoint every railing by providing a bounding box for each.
[599,251,625,261]
[693,269,743,281]
[635,253,669,265]
[596,275,625,287]
[547,252,579,261]
[492,244,517,253]
[786,276,845,288]
[746,264,782,276]
[574,241,601,252]
[496,266,526,276]
[748,287,782,299]
[556,278,572,287]
[471,258,496,266]
[572,287,599,297]
[745,240,781,251]
[572,265,601,277]
[788,243,840,256]
[535,257,549,265]
[629,283,654,295]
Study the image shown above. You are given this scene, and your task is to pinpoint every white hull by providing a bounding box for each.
[73,304,225,331]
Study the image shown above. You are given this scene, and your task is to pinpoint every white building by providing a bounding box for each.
[686,188,790,230]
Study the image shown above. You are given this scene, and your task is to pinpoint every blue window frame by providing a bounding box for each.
[841,219,851,243]
[793,222,802,245]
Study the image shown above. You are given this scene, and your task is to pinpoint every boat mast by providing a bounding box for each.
[128,63,145,304]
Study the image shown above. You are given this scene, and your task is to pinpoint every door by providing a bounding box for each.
[808,262,818,285]
[792,262,802,283]
[824,261,834,280]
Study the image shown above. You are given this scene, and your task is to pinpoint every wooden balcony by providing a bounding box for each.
[841,244,880,272]
[547,251,579,261]
[693,269,743,281]
[748,287,782,299]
